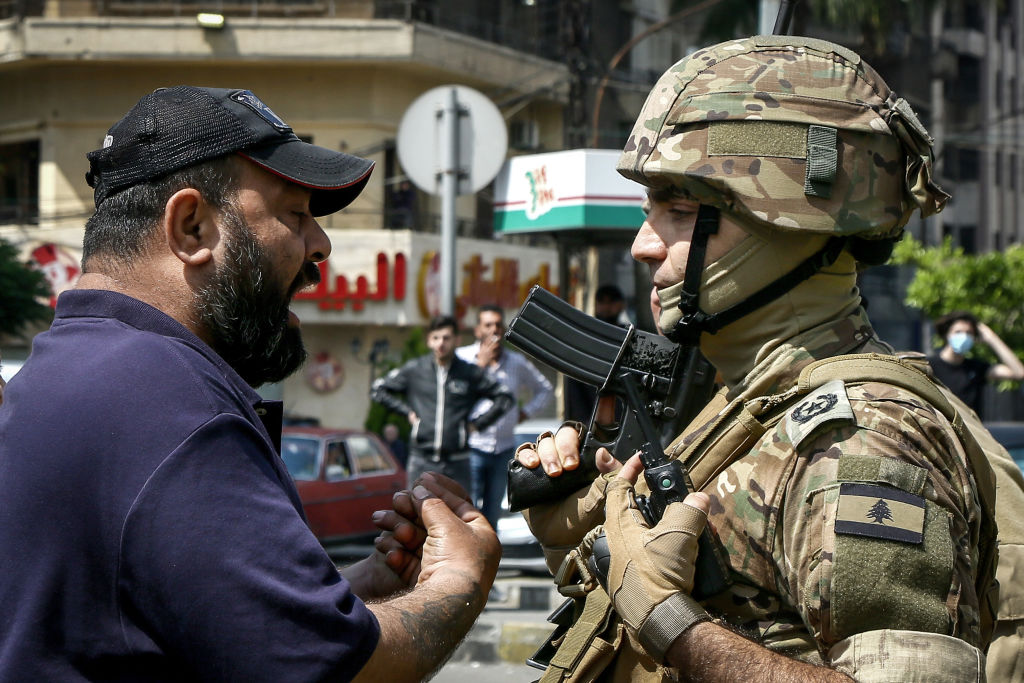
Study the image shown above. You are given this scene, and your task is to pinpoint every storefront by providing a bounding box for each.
[279,229,558,428]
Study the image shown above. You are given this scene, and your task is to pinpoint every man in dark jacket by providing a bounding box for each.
[371,315,514,490]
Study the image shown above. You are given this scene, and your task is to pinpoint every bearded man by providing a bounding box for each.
[0,86,500,682]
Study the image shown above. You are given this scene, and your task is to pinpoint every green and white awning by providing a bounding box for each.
[493,149,646,235]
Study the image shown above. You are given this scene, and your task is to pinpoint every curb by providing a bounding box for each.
[450,577,563,665]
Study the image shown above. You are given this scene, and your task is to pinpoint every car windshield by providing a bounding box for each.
[281,436,320,481]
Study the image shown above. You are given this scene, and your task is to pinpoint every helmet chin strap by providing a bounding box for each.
[666,204,720,346]
[665,204,848,346]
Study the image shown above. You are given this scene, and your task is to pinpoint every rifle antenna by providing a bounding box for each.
[772,0,799,35]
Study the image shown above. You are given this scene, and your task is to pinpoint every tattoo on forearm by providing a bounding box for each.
[397,572,485,675]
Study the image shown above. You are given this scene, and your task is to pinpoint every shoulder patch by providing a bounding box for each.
[835,482,925,544]
[785,379,854,447]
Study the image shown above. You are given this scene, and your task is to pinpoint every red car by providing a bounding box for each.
[280,426,406,545]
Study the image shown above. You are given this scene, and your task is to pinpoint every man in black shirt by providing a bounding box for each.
[929,311,1024,418]
[371,315,514,490]
[564,284,627,422]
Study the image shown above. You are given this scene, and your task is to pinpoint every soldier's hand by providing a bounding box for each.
[603,455,712,663]
[521,468,619,574]
[513,396,617,476]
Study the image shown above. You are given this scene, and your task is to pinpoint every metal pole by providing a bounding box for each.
[439,87,459,316]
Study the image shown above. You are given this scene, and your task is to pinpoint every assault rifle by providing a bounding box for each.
[505,285,715,511]
[504,285,729,601]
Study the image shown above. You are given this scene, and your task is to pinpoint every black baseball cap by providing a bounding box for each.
[86,86,375,216]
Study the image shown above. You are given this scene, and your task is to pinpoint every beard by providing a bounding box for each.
[193,207,317,388]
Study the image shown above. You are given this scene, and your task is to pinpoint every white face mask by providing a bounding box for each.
[949,331,975,355]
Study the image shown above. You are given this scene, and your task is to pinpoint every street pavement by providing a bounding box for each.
[333,547,560,674]
[433,660,540,682]
[433,571,560,680]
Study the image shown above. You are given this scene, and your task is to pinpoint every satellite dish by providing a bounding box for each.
[396,85,508,196]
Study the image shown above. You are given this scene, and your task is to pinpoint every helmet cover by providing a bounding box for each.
[617,35,949,240]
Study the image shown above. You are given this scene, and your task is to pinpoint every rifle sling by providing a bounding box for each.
[541,590,615,682]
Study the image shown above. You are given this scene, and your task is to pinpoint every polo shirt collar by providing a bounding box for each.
[55,290,283,449]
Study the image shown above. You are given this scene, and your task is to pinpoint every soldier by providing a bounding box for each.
[514,36,998,681]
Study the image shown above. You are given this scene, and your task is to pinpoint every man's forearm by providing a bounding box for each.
[987,334,1024,378]
[354,567,486,682]
[666,621,853,683]
[474,394,514,431]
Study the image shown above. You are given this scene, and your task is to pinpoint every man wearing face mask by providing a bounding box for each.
[929,311,1024,419]
[513,36,1002,682]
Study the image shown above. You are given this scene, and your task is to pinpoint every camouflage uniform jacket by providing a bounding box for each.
[666,309,988,680]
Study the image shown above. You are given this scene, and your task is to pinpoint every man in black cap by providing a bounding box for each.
[0,86,500,682]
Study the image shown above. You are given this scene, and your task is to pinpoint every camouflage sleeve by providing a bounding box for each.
[771,381,985,666]
[829,630,985,681]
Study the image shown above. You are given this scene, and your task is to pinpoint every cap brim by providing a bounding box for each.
[239,140,374,216]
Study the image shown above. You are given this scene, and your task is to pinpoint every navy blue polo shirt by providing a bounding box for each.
[0,290,379,682]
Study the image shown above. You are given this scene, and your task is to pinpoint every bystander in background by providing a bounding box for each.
[929,311,1024,419]
[382,422,409,469]
[565,284,628,422]
[371,315,514,492]
[456,304,552,527]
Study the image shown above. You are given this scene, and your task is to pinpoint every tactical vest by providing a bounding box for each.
[538,353,1000,682]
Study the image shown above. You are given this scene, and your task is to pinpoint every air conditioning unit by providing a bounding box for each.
[509,119,540,150]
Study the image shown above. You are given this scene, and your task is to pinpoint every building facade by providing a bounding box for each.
[0,0,573,425]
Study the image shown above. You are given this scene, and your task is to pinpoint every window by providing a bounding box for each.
[281,436,319,481]
[383,141,420,230]
[347,435,392,474]
[952,56,981,103]
[958,147,980,181]
[959,226,977,254]
[0,140,39,224]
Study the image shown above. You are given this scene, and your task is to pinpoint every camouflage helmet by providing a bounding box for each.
[617,35,949,240]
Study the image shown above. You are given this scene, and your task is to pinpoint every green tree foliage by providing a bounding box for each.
[0,238,52,335]
[890,235,1024,362]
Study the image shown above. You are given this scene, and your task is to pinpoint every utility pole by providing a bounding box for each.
[563,0,589,149]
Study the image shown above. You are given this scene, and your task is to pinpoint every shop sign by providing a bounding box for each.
[295,252,407,311]
[416,251,556,320]
[293,232,557,325]
[493,149,646,234]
